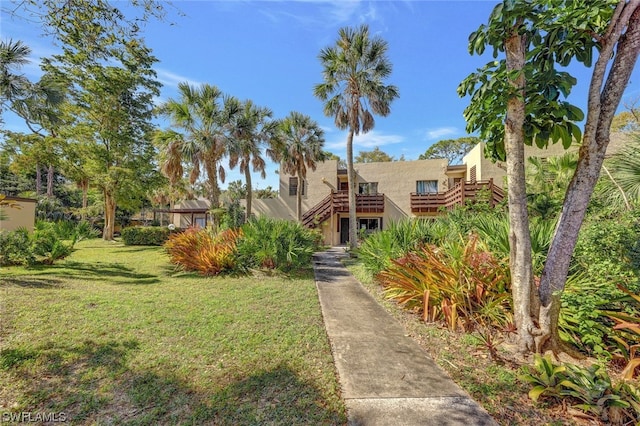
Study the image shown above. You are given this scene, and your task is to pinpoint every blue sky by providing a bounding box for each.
[2,0,640,191]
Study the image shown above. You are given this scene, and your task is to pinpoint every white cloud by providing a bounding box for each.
[155,68,203,90]
[425,127,458,140]
[326,130,404,150]
[257,0,378,28]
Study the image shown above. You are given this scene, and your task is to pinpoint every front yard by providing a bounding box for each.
[0,240,346,424]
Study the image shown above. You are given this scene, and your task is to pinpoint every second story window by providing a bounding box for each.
[289,177,305,196]
[416,180,438,194]
[358,182,378,195]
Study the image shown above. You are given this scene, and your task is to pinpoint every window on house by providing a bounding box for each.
[416,180,438,194]
[470,165,477,182]
[358,218,382,235]
[289,177,305,196]
[358,182,378,195]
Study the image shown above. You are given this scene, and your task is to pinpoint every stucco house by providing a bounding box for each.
[0,196,37,233]
[165,135,627,246]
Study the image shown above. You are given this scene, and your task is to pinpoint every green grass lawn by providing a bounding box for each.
[0,240,346,425]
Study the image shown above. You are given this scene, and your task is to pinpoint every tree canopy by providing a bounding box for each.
[355,146,395,163]
[418,137,479,164]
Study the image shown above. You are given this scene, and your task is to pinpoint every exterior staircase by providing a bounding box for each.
[302,192,384,228]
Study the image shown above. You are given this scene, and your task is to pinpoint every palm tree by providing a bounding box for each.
[227,99,278,219]
[0,39,31,110]
[314,24,399,249]
[158,83,229,208]
[526,152,578,219]
[277,111,326,222]
[600,136,640,209]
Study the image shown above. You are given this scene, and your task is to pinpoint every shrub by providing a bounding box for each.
[0,228,35,266]
[357,219,456,276]
[121,226,171,246]
[521,355,640,424]
[236,217,321,272]
[164,227,241,275]
[32,225,74,265]
[572,210,640,288]
[377,234,512,330]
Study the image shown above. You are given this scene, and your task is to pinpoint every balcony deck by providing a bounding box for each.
[410,179,504,213]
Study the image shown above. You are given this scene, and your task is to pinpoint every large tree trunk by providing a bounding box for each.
[35,163,42,196]
[46,164,54,197]
[103,189,116,241]
[537,2,640,353]
[505,27,540,354]
[346,130,358,250]
[296,175,303,222]
[205,162,220,209]
[245,166,253,220]
[79,179,89,221]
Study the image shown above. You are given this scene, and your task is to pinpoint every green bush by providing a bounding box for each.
[237,217,321,272]
[121,226,171,246]
[572,210,640,288]
[521,355,640,424]
[32,225,74,265]
[357,219,456,276]
[0,228,35,266]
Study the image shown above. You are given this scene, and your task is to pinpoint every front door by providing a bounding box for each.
[340,217,349,245]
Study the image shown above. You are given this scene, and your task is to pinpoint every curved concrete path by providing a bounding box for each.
[313,248,497,426]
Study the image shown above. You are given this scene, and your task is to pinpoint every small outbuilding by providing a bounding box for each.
[0,196,37,233]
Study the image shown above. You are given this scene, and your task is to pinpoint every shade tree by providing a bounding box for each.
[459,0,640,354]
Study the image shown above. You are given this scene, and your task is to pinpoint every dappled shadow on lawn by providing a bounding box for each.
[113,246,165,254]
[1,340,346,425]
[0,276,64,289]
[12,261,160,285]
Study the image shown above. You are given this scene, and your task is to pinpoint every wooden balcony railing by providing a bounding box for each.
[410,179,505,213]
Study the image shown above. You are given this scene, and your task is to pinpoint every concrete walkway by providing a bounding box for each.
[312,247,497,426]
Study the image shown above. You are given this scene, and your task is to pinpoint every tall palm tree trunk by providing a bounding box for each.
[346,130,357,250]
[296,175,303,222]
[244,166,253,220]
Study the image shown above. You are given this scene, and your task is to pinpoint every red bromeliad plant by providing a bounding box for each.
[377,234,512,331]
[164,227,242,275]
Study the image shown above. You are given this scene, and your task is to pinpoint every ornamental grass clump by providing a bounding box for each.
[164,227,241,275]
[377,233,512,331]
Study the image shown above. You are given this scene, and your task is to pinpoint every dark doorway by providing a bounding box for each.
[340,217,349,245]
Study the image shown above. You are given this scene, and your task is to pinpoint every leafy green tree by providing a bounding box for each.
[314,24,399,249]
[612,108,640,133]
[276,111,326,222]
[459,0,640,354]
[225,180,247,201]
[355,146,394,163]
[418,137,479,164]
[323,151,346,168]
[227,99,278,220]
[39,2,161,240]
[254,186,278,199]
